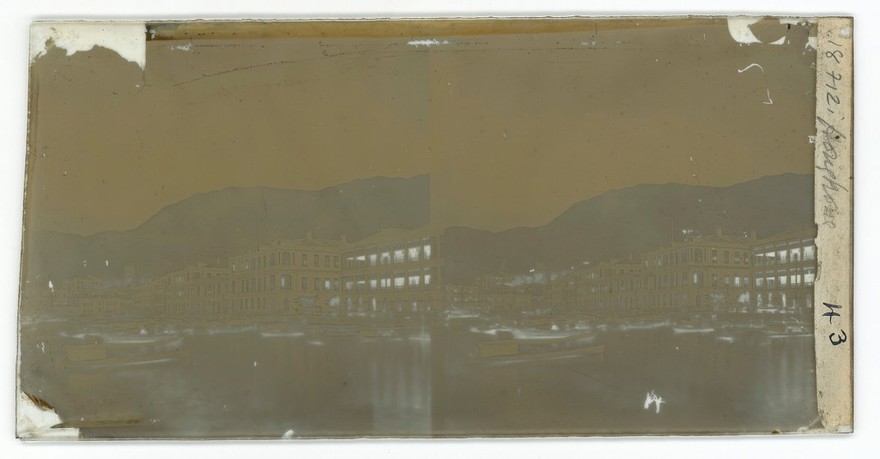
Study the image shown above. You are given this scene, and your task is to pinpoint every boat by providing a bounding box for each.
[672,325,716,334]
[765,323,812,339]
[57,335,188,371]
[469,330,603,365]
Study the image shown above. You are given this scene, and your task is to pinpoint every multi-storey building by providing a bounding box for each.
[573,259,644,318]
[340,227,444,317]
[31,223,818,323]
[752,227,817,314]
[227,233,344,317]
[639,229,755,314]
[164,262,229,316]
[548,227,816,319]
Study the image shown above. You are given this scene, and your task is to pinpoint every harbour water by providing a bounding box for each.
[19,317,818,438]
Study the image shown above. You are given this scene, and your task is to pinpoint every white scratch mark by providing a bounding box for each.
[763,89,774,105]
[253,360,258,367]
[30,22,147,69]
[171,42,192,52]
[105,259,109,267]
[737,63,765,74]
[282,429,295,439]
[643,391,665,414]
[407,39,451,47]
[769,36,786,45]
[48,280,54,292]
[808,135,816,144]
[839,26,852,38]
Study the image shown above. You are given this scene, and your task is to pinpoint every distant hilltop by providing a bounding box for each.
[24,175,431,283]
[442,173,814,283]
[22,173,814,285]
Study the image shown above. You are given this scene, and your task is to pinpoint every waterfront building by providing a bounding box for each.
[340,227,444,317]
[751,227,817,314]
[227,233,344,317]
[638,229,755,314]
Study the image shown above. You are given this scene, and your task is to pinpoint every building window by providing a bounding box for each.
[394,275,406,289]
[280,274,291,289]
[804,245,816,261]
[380,251,391,265]
[313,254,320,268]
[282,252,291,266]
[711,274,718,287]
[778,250,788,264]
[408,271,420,287]
[723,251,730,264]
[694,249,704,262]
[408,246,420,262]
[301,254,308,268]
[334,256,340,268]
[369,254,377,267]
[301,277,308,291]
[711,249,718,263]
[394,249,405,264]
[805,269,816,285]
[325,255,330,268]
[424,268,432,286]
[314,278,320,291]
[324,279,332,291]
[423,243,432,260]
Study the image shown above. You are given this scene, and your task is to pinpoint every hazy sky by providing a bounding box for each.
[27,18,817,236]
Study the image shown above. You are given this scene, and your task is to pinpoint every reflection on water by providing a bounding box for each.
[19,318,817,438]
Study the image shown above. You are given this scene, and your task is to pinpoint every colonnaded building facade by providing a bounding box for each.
[30,226,817,321]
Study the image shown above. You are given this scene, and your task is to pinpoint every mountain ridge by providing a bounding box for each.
[24,173,814,285]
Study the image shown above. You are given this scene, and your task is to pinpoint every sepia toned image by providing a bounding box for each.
[16,17,852,439]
